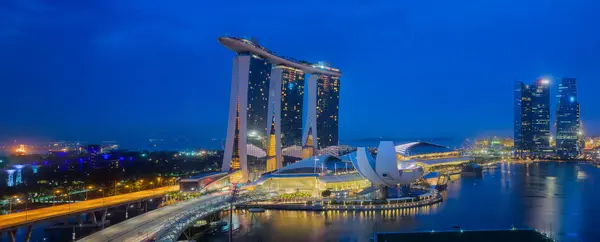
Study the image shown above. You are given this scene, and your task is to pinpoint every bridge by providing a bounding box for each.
[0,186,177,233]
[78,191,266,242]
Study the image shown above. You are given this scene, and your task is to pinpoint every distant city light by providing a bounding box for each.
[541,79,550,85]
[570,96,575,102]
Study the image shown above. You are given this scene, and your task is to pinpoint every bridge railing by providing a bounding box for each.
[151,192,267,242]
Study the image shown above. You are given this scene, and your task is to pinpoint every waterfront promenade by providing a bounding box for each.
[240,188,443,211]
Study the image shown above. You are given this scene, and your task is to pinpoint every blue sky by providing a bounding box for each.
[1,0,599,148]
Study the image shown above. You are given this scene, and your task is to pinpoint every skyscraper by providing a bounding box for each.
[530,79,551,154]
[221,52,271,181]
[514,79,550,158]
[279,66,305,148]
[219,37,342,181]
[246,54,272,149]
[556,78,581,159]
[316,75,340,148]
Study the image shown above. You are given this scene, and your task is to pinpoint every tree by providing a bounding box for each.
[321,190,332,198]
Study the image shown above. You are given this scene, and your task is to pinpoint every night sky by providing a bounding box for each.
[1,0,599,148]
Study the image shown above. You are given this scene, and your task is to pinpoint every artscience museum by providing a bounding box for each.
[251,141,466,199]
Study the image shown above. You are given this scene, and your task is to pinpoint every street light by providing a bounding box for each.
[86,185,94,200]
[8,196,19,214]
[54,190,61,205]
[114,182,121,195]
[98,188,105,205]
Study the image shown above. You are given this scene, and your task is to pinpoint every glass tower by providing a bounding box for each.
[514,82,527,155]
[279,66,305,148]
[316,75,340,148]
[245,53,272,149]
[514,79,550,158]
[530,79,551,154]
[556,78,581,159]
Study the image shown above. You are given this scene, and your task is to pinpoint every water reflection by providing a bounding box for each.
[202,163,600,242]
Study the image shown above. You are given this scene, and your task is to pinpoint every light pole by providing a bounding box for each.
[320,163,325,175]
[138,179,144,191]
[99,188,105,205]
[229,183,239,242]
[54,190,61,205]
[85,186,94,200]
[64,194,71,212]
[8,196,18,214]
[24,197,28,221]
[114,182,121,196]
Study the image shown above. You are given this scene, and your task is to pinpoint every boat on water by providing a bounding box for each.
[248,208,266,213]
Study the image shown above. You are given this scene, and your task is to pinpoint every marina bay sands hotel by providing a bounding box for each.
[218,36,341,182]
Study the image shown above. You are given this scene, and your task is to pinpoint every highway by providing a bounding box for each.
[78,191,230,242]
[0,186,178,230]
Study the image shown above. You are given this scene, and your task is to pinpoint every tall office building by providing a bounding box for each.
[530,79,551,153]
[556,78,581,159]
[514,79,550,157]
[316,75,340,148]
[219,37,342,181]
[514,82,532,156]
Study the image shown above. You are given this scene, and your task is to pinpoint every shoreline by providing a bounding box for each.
[237,196,443,211]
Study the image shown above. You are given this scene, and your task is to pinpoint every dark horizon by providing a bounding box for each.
[1,0,600,147]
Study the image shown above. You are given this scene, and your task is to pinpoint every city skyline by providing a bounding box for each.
[2,0,600,148]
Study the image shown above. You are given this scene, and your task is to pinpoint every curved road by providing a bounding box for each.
[78,191,230,242]
[0,186,177,230]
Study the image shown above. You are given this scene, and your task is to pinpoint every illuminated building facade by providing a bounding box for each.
[316,75,340,149]
[221,53,270,181]
[531,79,551,154]
[514,82,533,156]
[246,54,272,148]
[219,37,341,181]
[556,78,581,159]
[279,66,305,148]
[266,120,278,172]
[514,79,551,157]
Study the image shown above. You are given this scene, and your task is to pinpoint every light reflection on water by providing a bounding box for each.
[205,163,600,242]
